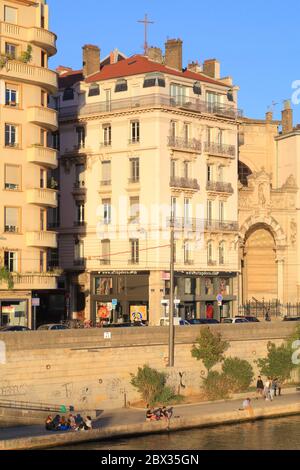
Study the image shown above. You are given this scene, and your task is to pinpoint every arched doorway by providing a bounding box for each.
[243,226,277,301]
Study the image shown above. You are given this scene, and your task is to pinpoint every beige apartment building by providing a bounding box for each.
[55,40,241,326]
[238,102,299,304]
[0,0,61,328]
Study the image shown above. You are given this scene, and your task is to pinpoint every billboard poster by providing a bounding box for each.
[130,305,147,322]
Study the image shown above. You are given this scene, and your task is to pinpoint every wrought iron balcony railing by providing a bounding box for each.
[167,218,238,232]
[168,136,202,152]
[206,181,234,194]
[204,142,236,158]
[170,177,200,191]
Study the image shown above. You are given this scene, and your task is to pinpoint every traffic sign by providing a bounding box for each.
[32,298,40,307]
[217,294,223,303]
[112,299,118,309]
[174,299,181,305]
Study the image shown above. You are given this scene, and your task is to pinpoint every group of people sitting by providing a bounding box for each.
[146,406,173,422]
[45,414,93,432]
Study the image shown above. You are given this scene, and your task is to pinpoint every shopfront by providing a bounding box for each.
[164,271,238,321]
[91,271,150,325]
[0,299,28,327]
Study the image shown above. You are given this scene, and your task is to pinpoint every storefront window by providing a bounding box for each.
[96,301,112,325]
[94,277,113,295]
[0,300,27,327]
[184,278,196,295]
[204,278,214,296]
[219,278,230,296]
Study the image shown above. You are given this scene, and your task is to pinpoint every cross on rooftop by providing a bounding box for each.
[138,14,154,55]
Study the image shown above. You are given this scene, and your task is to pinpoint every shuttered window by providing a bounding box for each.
[5,165,21,190]
[101,161,111,183]
[4,207,20,232]
[4,6,17,24]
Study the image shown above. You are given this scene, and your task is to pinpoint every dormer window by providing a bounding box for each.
[227,90,234,102]
[143,72,165,88]
[88,84,100,97]
[193,81,202,96]
[115,78,128,93]
[63,87,74,101]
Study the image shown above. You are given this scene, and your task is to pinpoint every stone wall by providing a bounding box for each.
[0,323,298,410]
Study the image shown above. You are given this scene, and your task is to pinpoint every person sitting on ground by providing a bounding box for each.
[79,416,93,431]
[45,416,54,431]
[52,415,61,431]
[69,414,76,430]
[59,416,70,431]
[75,413,84,430]
[146,405,154,422]
[239,398,252,411]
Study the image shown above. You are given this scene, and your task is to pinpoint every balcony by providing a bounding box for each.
[0,59,57,94]
[99,180,112,194]
[28,106,58,131]
[0,273,58,290]
[26,231,57,249]
[205,220,239,232]
[168,136,202,153]
[27,145,57,169]
[170,177,200,191]
[59,93,243,120]
[73,181,87,196]
[26,188,57,208]
[206,181,234,194]
[204,142,236,158]
[0,22,57,57]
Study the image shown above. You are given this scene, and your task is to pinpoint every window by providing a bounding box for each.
[88,84,100,97]
[130,158,140,183]
[40,128,47,146]
[130,239,139,264]
[40,209,47,231]
[171,160,176,179]
[105,89,111,112]
[101,240,111,265]
[227,90,234,102]
[207,127,212,145]
[170,83,188,106]
[219,202,225,223]
[103,124,112,146]
[41,90,48,107]
[130,121,140,143]
[184,241,191,264]
[184,123,190,143]
[76,203,85,225]
[4,6,17,24]
[219,241,225,265]
[217,129,224,145]
[207,200,213,224]
[207,241,213,264]
[129,197,140,224]
[40,251,46,272]
[218,166,224,183]
[52,132,60,150]
[5,86,18,107]
[115,78,128,93]
[5,43,17,59]
[63,87,74,101]
[95,277,113,295]
[184,198,191,224]
[101,161,111,185]
[4,251,18,272]
[4,165,21,190]
[170,121,177,139]
[193,81,202,96]
[40,169,47,188]
[76,126,85,148]
[102,199,111,225]
[183,161,189,179]
[143,73,165,88]
[41,51,47,68]
[207,92,221,112]
[4,207,20,233]
[238,161,252,187]
[5,124,18,147]
[48,248,59,270]
[74,239,84,265]
[75,164,85,188]
[171,197,177,220]
[207,164,213,183]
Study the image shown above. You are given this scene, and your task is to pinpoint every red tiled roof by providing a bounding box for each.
[86,54,228,87]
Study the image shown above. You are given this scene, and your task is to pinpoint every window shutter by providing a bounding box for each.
[5,165,20,186]
[5,208,19,227]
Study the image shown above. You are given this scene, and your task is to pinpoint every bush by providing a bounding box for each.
[222,357,254,393]
[130,365,181,406]
[191,327,229,371]
[202,371,232,400]
[256,341,297,383]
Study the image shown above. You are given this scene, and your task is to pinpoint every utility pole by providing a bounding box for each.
[168,217,175,367]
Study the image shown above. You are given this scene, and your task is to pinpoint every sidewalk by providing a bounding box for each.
[0,391,299,449]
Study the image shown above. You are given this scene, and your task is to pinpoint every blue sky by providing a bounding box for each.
[49,0,300,122]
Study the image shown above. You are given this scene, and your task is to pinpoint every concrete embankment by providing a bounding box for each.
[1,398,300,450]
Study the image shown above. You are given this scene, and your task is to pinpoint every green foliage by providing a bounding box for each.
[256,341,297,382]
[191,327,229,372]
[202,371,232,400]
[130,364,181,406]
[19,45,32,63]
[222,357,254,393]
[0,267,14,289]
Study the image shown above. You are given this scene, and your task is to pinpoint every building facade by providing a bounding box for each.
[55,40,241,326]
[238,103,299,304]
[0,0,62,328]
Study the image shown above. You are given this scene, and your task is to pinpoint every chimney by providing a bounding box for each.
[82,44,100,78]
[187,61,201,73]
[203,59,220,80]
[148,47,163,64]
[165,39,183,71]
[266,110,273,123]
[282,100,293,134]
[110,48,119,65]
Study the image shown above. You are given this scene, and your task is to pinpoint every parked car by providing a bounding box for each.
[222,317,249,324]
[237,316,260,323]
[160,317,190,326]
[187,319,220,325]
[0,325,31,332]
[37,324,70,331]
[282,316,300,322]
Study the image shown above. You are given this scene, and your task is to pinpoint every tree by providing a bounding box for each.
[222,357,254,392]
[256,341,297,383]
[191,327,229,372]
[0,267,14,289]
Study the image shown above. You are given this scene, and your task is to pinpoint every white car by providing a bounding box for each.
[222,317,249,324]
[37,324,70,331]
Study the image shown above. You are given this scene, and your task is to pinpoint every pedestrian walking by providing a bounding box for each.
[264,377,272,401]
[270,378,276,401]
[256,376,264,399]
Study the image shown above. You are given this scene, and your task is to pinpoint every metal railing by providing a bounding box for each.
[205,219,239,231]
[168,136,202,152]
[170,177,200,191]
[58,93,243,120]
[204,142,236,157]
[238,301,300,318]
[206,181,234,193]
[0,399,71,413]
[167,217,238,232]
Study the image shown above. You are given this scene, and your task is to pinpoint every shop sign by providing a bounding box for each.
[130,305,147,322]
[1,306,15,314]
